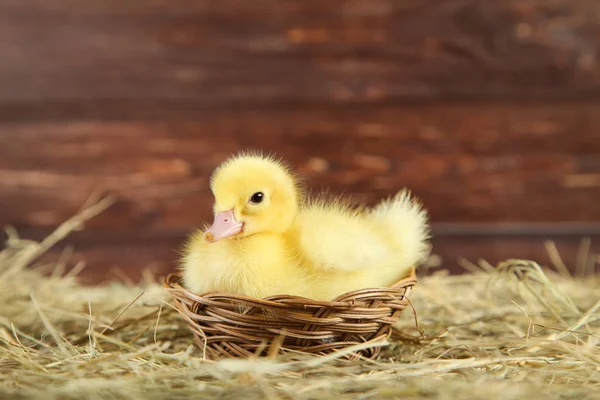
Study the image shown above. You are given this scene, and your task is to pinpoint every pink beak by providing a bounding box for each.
[204,209,243,243]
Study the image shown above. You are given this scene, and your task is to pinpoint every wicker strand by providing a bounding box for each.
[164,268,416,359]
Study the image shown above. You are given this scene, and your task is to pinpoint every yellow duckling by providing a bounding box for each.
[181,152,430,301]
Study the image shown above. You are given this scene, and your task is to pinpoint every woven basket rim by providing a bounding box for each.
[163,267,417,359]
[163,266,417,305]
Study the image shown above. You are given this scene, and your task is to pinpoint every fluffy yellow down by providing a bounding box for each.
[181,152,431,301]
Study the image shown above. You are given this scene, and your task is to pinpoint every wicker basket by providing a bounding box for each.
[164,268,416,359]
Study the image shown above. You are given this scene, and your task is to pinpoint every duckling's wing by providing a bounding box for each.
[295,201,395,272]
[296,190,430,273]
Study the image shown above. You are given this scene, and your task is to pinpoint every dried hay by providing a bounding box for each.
[0,198,599,400]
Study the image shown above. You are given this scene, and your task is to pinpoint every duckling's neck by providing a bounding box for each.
[230,224,298,256]
[227,232,294,271]
[236,231,272,241]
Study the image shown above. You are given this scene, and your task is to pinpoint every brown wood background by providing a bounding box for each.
[1,0,599,283]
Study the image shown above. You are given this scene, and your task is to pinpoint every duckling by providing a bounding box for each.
[181,152,430,301]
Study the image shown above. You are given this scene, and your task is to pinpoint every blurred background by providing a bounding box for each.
[1,0,599,283]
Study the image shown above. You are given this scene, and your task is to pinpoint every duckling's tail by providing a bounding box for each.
[369,189,431,268]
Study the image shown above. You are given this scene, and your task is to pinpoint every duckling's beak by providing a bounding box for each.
[204,209,244,243]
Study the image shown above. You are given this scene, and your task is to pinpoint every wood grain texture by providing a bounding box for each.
[1,0,600,112]
[1,102,600,232]
[2,0,600,281]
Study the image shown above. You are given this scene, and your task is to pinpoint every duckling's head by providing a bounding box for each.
[204,153,301,242]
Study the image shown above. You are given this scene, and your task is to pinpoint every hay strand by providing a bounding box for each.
[0,199,599,399]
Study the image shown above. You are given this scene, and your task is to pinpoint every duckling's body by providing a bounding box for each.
[181,153,430,301]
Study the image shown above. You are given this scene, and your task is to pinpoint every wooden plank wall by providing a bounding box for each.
[1,0,600,282]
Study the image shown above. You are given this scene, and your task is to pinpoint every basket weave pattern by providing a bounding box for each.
[164,269,416,359]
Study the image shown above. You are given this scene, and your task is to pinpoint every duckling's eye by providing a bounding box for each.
[249,192,264,204]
